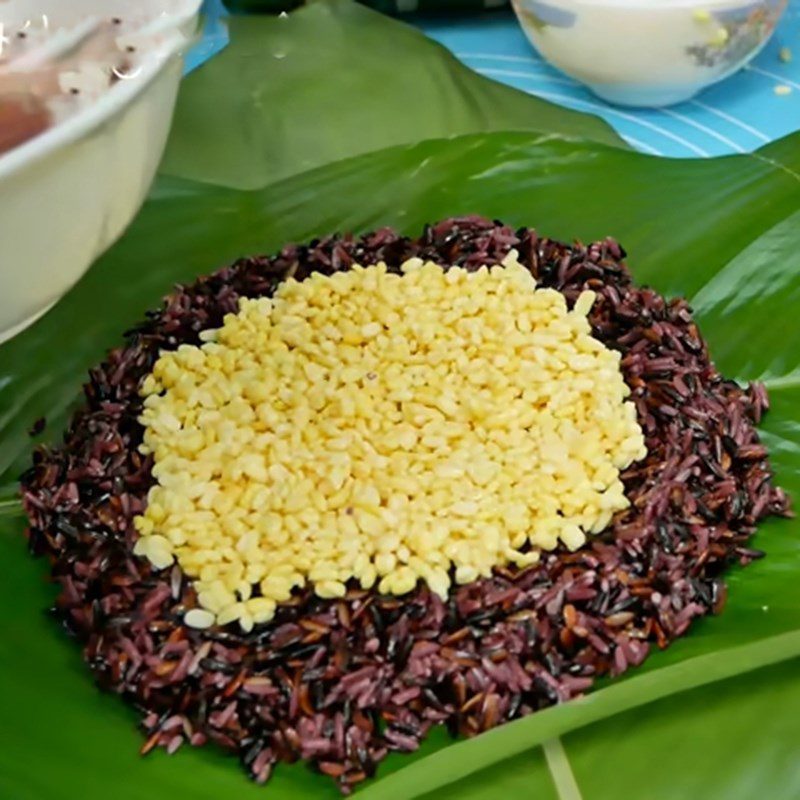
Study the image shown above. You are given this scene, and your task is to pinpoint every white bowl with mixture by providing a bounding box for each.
[0,0,202,343]
[512,0,787,106]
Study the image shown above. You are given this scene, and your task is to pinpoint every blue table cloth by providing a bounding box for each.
[194,0,800,157]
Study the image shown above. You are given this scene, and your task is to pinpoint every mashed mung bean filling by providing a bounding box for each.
[133,255,646,631]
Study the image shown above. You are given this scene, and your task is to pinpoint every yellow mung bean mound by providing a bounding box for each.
[133,255,646,631]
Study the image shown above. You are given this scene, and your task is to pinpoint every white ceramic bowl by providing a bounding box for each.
[0,0,201,343]
[512,0,787,106]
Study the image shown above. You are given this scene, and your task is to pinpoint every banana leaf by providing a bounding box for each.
[159,0,624,191]
[1,2,800,798]
[561,656,800,800]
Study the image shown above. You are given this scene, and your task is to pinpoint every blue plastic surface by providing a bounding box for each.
[185,0,229,74]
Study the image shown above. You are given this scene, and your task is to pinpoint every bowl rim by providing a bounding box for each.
[514,0,783,10]
[0,0,202,181]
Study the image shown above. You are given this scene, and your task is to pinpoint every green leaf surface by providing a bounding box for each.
[417,746,560,800]
[690,208,800,386]
[2,131,800,799]
[564,656,800,800]
[407,655,800,800]
[160,0,623,190]
[1,5,800,799]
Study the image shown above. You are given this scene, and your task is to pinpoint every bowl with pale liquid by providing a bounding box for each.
[512,0,787,107]
[0,0,201,343]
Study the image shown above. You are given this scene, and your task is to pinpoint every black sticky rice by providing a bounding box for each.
[20,217,790,793]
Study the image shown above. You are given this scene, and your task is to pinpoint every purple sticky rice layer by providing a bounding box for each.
[20,217,790,792]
